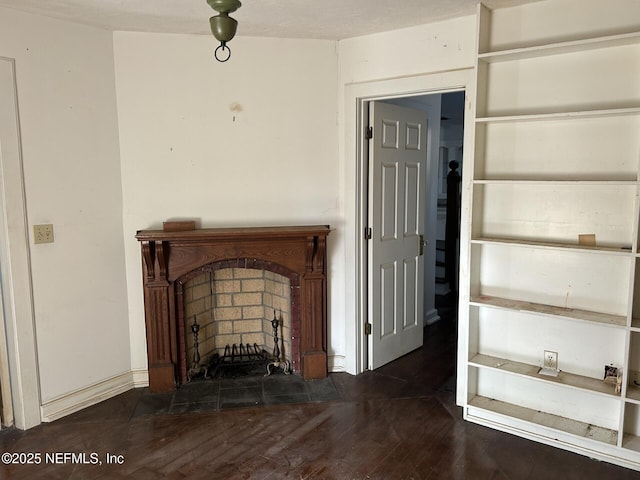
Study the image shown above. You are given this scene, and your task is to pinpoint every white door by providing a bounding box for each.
[368,101,426,370]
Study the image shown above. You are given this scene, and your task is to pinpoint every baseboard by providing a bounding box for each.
[132,368,149,388]
[328,354,346,372]
[425,308,440,326]
[40,370,140,422]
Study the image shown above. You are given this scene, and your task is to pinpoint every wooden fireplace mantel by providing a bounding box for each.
[136,225,330,392]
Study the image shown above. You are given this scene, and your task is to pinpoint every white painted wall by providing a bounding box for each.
[337,16,477,374]
[113,33,340,375]
[0,4,478,425]
[115,16,478,380]
[339,16,477,85]
[0,7,129,408]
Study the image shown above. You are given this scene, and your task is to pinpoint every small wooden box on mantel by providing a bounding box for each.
[162,220,196,232]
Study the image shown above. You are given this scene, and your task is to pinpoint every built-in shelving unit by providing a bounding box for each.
[471,237,632,255]
[470,295,627,328]
[460,0,640,471]
[477,31,640,63]
[469,353,622,397]
[468,396,619,445]
[476,107,640,123]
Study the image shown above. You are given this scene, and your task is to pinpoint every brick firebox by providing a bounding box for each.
[136,225,330,393]
[182,268,292,375]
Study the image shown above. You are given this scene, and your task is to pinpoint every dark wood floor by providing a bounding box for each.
[1,318,639,479]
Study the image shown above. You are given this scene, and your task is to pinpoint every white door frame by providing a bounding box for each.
[0,57,42,429]
[342,68,474,377]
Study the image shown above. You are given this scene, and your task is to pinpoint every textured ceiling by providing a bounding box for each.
[0,0,541,40]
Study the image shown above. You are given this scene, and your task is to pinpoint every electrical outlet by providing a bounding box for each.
[33,224,54,244]
[544,350,558,371]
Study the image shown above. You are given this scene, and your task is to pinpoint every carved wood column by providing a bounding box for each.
[140,240,177,392]
[301,235,328,379]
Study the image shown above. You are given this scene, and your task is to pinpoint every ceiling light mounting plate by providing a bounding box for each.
[207,0,242,14]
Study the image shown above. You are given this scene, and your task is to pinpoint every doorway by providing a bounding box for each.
[363,91,464,372]
[343,68,473,384]
[0,56,41,429]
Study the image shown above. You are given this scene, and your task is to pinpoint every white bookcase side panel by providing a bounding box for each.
[628,387,640,404]
[627,333,640,401]
[468,240,482,298]
[480,44,640,118]
[624,404,640,451]
[472,306,626,379]
[624,434,640,453]
[468,305,480,356]
[635,198,640,253]
[484,0,640,54]
[475,60,489,122]
[473,368,622,431]
[472,123,487,182]
[472,243,631,316]
[633,265,640,329]
[476,3,491,56]
[472,183,636,248]
[633,270,640,328]
[466,363,479,404]
[475,115,640,181]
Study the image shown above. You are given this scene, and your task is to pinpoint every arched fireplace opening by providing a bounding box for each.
[176,261,298,383]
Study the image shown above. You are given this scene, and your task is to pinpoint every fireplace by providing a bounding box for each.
[182,267,292,380]
[136,225,330,392]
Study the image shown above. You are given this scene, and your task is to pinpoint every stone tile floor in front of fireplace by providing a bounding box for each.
[132,372,341,417]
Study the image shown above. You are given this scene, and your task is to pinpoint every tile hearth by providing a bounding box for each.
[133,373,340,417]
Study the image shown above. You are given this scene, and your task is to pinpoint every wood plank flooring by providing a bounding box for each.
[1,319,639,479]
